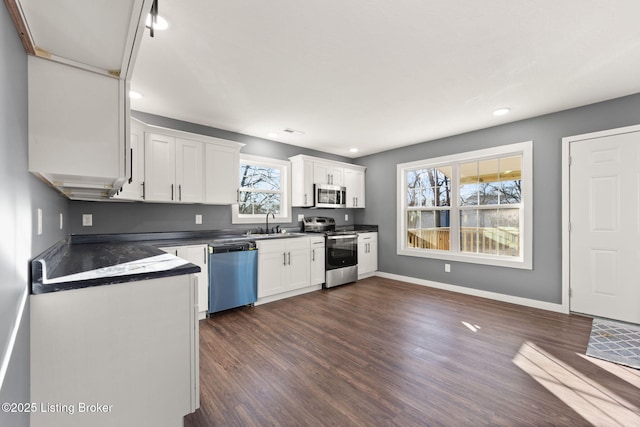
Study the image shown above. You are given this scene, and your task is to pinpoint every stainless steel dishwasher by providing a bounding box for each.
[208,241,258,314]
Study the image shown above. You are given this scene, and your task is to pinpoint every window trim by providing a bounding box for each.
[232,154,292,225]
[397,141,533,269]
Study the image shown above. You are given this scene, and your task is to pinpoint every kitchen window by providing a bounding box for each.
[232,154,291,225]
[397,141,532,269]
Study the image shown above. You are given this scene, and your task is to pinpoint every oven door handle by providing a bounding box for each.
[327,235,357,240]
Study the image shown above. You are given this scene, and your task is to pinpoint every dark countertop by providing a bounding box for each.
[31,226,378,295]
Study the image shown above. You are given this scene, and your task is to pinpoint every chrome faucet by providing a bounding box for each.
[266,211,275,234]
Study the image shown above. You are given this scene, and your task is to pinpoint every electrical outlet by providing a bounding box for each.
[37,209,42,235]
[445,263,451,273]
[298,214,304,221]
[82,214,93,227]
[195,214,203,225]
[59,213,64,230]
[345,214,349,221]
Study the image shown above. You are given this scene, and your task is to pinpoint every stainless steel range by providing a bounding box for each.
[303,217,357,288]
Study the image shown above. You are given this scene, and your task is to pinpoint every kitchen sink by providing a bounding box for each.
[212,232,306,245]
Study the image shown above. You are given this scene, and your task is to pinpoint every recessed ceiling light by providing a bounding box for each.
[349,148,359,153]
[129,90,143,99]
[493,107,510,116]
[267,132,279,138]
[146,14,169,31]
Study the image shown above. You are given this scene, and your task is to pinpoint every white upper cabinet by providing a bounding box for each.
[175,138,204,203]
[14,0,154,199]
[344,167,365,208]
[144,133,204,203]
[313,161,344,186]
[204,140,242,205]
[142,125,243,205]
[289,155,366,208]
[114,118,145,200]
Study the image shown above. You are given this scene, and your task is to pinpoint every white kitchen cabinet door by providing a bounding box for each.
[344,167,366,208]
[28,56,128,199]
[310,237,326,286]
[176,138,204,203]
[160,245,209,317]
[114,118,145,200]
[257,240,289,298]
[287,239,311,291]
[204,142,240,204]
[313,161,343,186]
[257,238,311,297]
[358,232,378,278]
[290,156,314,207]
[30,275,198,427]
[145,133,176,202]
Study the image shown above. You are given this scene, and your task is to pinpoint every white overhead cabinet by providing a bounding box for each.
[344,167,365,208]
[14,0,154,199]
[114,118,145,200]
[142,126,243,205]
[204,140,241,205]
[289,155,367,208]
[144,134,204,203]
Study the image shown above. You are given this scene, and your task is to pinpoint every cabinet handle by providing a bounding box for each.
[128,148,133,184]
[356,197,358,207]
[179,184,182,201]
[141,181,145,200]
[327,174,330,184]
[304,193,307,205]
[312,249,315,261]
[175,250,178,256]
[204,247,207,264]
[288,252,291,265]
[237,189,240,203]
[171,184,174,201]
[283,252,287,266]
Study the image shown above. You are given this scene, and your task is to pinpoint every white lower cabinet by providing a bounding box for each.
[257,237,311,300]
[310,237,326,286]
[31,275,199,427]
[161,244,209,318]
[358,232,378,278]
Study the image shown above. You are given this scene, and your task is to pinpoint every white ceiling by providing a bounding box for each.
[130,0,640,158]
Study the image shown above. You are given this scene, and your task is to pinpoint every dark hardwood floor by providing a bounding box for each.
[185,277,640,426]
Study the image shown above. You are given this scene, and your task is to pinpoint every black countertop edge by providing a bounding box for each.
[70,229,249,245]
[335,224,379,232]
[31,263,200,295]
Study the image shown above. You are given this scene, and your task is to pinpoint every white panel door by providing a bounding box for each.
[145,133,176,201]
[570,130,640,323]
[176,138,204,203]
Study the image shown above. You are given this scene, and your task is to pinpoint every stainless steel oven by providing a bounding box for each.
[325,232,358,288]
[303,216,358,288]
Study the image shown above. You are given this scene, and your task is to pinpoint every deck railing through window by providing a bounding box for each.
[407,228,520,256]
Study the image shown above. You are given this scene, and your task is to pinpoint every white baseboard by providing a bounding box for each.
[375,271,566,313]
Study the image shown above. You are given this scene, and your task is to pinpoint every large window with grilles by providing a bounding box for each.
[397,141,532,269]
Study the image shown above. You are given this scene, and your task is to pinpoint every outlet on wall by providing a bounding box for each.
[195,214,203,225]
[345,214,349,221]
[445,263,451,273]
[298,214,304,222]
[82,214,92,227]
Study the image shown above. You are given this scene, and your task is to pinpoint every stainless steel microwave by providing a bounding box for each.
[314,184,346,208]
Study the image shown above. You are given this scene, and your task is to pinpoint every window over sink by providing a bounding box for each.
[232,154,292,225]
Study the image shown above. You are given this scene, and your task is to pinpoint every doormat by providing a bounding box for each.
[586,318,640,369]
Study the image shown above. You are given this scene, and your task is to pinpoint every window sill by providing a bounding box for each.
[397,247,532,270]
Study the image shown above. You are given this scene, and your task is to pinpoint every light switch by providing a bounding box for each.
[445,263,451,273]
[195,214,203,225]
[82,214,92,227]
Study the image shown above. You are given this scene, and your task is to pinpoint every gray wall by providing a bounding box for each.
[69,111,357,234]
[0,6,69,426]
[353,93,640,304]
